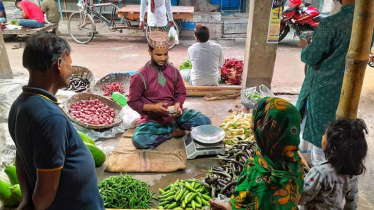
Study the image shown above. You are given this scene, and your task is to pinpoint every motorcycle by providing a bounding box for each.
[369,54,374,67]
[279,0,329,41]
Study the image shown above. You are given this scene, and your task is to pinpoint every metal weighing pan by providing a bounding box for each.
[190,125,226,145]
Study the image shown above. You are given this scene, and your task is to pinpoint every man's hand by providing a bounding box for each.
[209,200,232,210]
[152,103,169,114]
[33,169,61,210]
[139,21,145,30]
[174,103,182,118]
[168,21,175,27]
[300,39,308,49]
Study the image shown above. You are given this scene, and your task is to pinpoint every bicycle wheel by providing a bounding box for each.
[68,12,96,44]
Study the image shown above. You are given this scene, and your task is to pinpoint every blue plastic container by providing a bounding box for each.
[221,0,241,10]
[210,0,221,4]
[171,0,178,6]
[182,22,196,30]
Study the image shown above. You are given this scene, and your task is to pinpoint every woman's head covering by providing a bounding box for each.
[252,97,301,162]
[230,97,304,210]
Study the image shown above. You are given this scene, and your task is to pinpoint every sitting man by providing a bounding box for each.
[15,0,45,28]
[41,0,60,24]
[0,0,6,23]
[181,24,224,86]
[128,32,211,149]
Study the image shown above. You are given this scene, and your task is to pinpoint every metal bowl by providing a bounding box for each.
[190,125,226,145]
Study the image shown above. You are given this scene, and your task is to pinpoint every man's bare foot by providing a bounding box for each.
[171,128,187,137]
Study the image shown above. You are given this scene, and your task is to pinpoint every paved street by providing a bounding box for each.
[2,1,374,207]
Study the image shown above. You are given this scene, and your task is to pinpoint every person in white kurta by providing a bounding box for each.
[181,24,224,86]
[139,0,174,30]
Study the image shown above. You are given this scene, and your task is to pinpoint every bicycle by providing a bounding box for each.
[68,0,124,44]
[68,0,180,49]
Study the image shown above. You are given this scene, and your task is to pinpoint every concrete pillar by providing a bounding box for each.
[242,0,277,89]
[0,31,13,79]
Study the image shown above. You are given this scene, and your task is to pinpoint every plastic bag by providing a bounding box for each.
[241,85,274,110]
[120,105,140,129]
[259,84,275,97]
[168,26,179,44]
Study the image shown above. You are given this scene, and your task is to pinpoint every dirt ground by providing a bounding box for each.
[2,17,374,209]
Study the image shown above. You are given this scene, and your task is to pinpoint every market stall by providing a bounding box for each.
[116,5,194,21]
[1,23,59,36]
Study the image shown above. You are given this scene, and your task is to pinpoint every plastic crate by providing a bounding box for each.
[222,0,241,10]
[171,0,178,6]
[182,22,196,30]
[211,0,241,11]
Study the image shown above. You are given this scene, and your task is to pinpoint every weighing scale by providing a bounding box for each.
[183,125,226,159]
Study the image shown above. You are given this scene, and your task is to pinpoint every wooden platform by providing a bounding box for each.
[116,5,194,20]
[186,86,242,96]
[2,23,59,35]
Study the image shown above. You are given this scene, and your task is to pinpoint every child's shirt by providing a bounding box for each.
[299,161,358,210]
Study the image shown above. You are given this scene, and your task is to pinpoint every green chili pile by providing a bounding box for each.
[98,174,154,209]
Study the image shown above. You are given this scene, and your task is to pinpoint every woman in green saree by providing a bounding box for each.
[210,97,305,210]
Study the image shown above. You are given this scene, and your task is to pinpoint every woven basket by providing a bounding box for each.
[64,65,95,93]
[90,73,131,98]
[62,93,123,130]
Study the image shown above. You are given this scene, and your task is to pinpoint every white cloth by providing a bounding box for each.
[140,0,173,27]
[330,0,342,15]
[311,145,326,166]
[300,161,359,210]
[187,41,225,86]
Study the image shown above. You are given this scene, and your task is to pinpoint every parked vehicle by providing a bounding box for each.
[369,54,374,68]
[279,0,329,41]
[68,0,180,49]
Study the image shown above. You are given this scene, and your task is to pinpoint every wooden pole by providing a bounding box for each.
[336,0,374,119]
[0,30,13,79]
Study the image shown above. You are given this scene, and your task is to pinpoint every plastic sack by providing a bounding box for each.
[168,26,179,45]
[241,85,274,110]
[120,105,140,129]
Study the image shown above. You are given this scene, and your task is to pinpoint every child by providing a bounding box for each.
[299,118,368,210]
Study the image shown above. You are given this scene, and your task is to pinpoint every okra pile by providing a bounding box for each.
[156,179,211,210]
[98,175,153,209]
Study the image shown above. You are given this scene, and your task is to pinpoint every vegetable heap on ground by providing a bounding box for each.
[200,112,257,198]
[63,75,91,93]
[0,163,22,207]
[78,131,106,167]
[101,82,125,97]
[221,58,244,85]
[155,179,211,210]
[219,112,254,146]
[99,175,153,209]
[202,141,256,198]
[179,60,192,71]
[69,99,115,126]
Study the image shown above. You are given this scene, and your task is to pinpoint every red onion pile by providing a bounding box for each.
[69,99,115,126]
[102,82,125,97]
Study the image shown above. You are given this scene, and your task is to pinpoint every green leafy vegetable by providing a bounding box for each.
[179,60,192,71]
